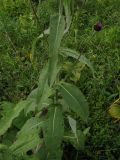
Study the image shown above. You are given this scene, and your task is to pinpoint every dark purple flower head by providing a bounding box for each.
[94,22,103,31]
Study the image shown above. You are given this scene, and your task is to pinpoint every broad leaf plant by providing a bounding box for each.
[0,0,94,159]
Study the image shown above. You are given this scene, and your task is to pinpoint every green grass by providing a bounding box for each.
[68,1,120,159]
[62,1,120,159]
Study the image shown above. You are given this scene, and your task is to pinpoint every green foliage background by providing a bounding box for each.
[0,0,120,159]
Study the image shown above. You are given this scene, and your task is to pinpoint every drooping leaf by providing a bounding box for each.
[68,116,84,149]
[60,48,79,60]
[48,14,65,86]
[108,98,120,119]
[60,48,95,77]
[10,117,43,155]
[64,130,85,150]
[0,101,28,136]
[59,82,89,122]
[43,105,64,160]
[68,116,76,135]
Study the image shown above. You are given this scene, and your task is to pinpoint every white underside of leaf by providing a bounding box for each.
[52,107,57,135]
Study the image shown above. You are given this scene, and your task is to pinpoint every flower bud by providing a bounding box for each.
[94,22,102,31]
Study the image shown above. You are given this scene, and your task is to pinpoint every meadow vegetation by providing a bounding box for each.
[0,0,120,159]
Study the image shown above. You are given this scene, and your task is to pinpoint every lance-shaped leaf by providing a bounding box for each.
[60,48,80,59]
[37,83,53,111]
[68,116,77,136]
[67,116,86,149]
[0,101,28,136]
[59,82,89,122]
[37,64,49,104]
[37,64,53,110]
[48,14,65,86]
[27,65,49,103]
[60,48,95,77]
[63,0,72,34]
[64,130,85,150]
[25,65,53,113]
[108,98,120,119]
[10,117,43,155]
[68,116,79,147]
[23,90,38,115]
[43,105,64,160]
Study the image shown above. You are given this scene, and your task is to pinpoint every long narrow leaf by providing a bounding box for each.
[25,65,53,112]
[48,14,65,86]
[37,64,49,104]
[59,82,89,122]
[37,64,53,110]
[43,105,64,159]
[68,116,77,135]
[64,130,85,150]
[63,0,72,34]
[0,101,28,136]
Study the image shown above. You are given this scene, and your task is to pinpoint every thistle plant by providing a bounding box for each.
[0,1,94,159]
